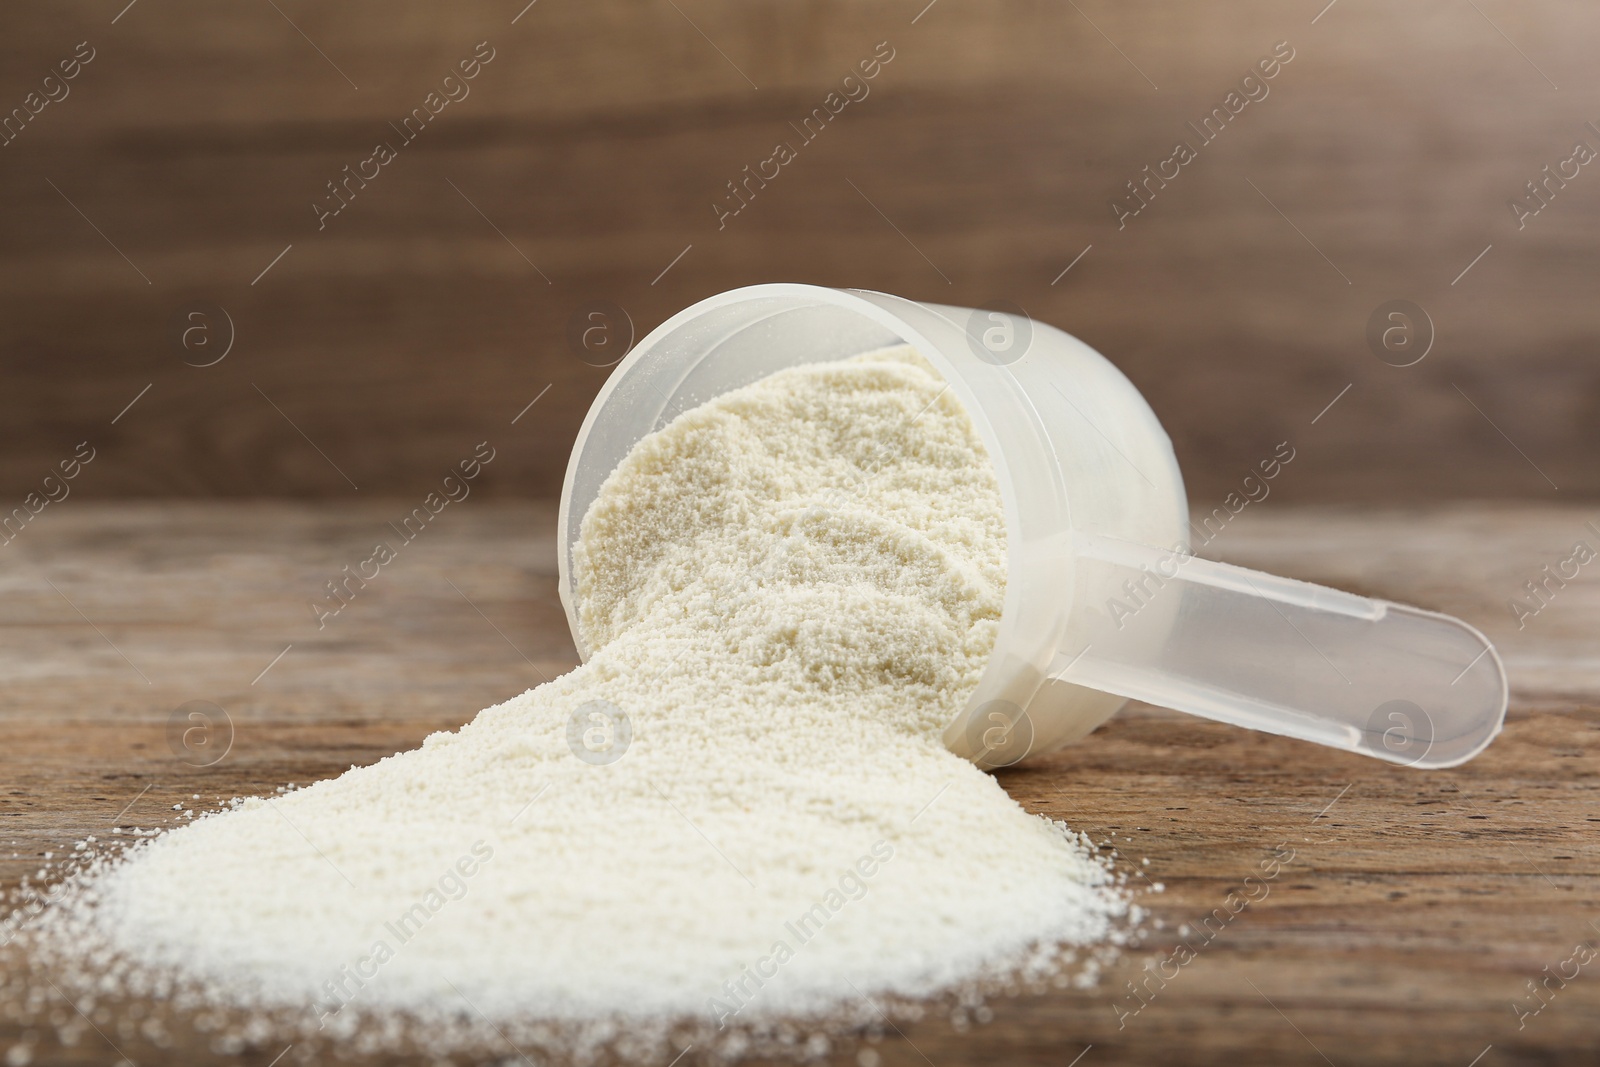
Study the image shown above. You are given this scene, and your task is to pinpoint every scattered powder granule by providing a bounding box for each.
[1,347,1134,1063]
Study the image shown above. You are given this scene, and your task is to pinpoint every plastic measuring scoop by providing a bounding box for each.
[557,284,1508,771]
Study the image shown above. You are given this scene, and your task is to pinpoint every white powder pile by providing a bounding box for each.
[5,347,1129,1062]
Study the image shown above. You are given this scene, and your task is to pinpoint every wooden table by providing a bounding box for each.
[1,500,1595,1066]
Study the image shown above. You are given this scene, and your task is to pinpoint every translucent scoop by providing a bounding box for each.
[556,285,1507,771]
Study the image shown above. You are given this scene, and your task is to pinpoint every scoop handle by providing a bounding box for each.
[1052,533,1507,768]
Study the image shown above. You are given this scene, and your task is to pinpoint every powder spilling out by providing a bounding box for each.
[4,348,1132,1062]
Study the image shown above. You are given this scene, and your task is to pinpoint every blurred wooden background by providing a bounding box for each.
[1,0,1596,504]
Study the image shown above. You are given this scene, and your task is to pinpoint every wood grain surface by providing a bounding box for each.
[1,1,1598,503]
[1,500,1596,1066]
